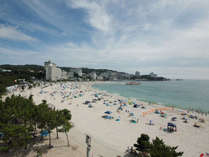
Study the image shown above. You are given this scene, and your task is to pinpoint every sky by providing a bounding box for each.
[0,0,209,79]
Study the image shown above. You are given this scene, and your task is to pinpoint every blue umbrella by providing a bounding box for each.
[0,132,4,138]
[41,130,49,137]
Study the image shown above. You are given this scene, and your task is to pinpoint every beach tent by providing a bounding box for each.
[115,118,120,122]
[167,122,177,132]
[102,115,113,119]
[168,122,176,128]
[129,112,134,116]
[155,109,160,114]
[84,101,91,104]
[130,119,137,124]
[133,104,140,108]
[104,111,112,114]
[194,122,201,128]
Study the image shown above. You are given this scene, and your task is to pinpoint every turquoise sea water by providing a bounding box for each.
[93,80,209,112]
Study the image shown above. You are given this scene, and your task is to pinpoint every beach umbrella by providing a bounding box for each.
[171,117,177,121]
[41,130,49,137]
[115,118,120,122]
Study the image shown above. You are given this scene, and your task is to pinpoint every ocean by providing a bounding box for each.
[93,80,209,112]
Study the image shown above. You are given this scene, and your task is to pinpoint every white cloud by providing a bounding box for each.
[0,26,37,41]
[68,0,111,32]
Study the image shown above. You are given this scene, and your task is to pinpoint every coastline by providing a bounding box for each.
[93,80,209,114]
[5,81,209,157]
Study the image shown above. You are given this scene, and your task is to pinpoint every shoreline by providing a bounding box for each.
[4,81,209,157]
[92,81,209,114]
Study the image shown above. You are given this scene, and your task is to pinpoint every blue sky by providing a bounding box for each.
[0,0,209,79]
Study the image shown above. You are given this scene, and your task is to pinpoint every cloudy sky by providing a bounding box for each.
[0,0,209,79]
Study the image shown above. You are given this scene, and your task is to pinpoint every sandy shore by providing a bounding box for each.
[8,81,209,157]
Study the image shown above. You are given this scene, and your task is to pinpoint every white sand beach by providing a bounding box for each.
[8,82,209,157]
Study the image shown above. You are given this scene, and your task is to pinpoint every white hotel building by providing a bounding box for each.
[44,61,67,81]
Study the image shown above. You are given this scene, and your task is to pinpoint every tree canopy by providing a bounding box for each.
[134,134,183,157]
[0,95,72,152]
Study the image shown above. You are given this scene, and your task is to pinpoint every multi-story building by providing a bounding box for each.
[89,72,97,80]
[117,72,130,80]
[61,70,68,80]
[97,75,103,80]
[71,68,82,77]
[135,71,140,77]
[67,72,74,79]
[44,61,66,81]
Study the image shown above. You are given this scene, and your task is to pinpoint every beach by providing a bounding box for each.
[8,81,209,157]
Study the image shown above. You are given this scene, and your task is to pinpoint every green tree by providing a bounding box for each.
[150,137,183,157]
[36,102,57,148]
[0,124,32,152]
[0,84,7,97]
[62,120,72,147]
[54,110,64,139]
[134,134,151,153]
[54,109,72,146]
[134,134,183,157]
[0,95,73,152]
